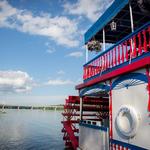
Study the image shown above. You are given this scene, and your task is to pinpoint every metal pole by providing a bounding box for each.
[129,0,134,64]
[86,45,88,63]
[129,0,134,32]
[103,28,106,51]
[80,97,83,120]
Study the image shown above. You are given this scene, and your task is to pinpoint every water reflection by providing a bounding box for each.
[0,110,64,150]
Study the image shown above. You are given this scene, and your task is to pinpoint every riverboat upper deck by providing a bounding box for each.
[76,0,150,90]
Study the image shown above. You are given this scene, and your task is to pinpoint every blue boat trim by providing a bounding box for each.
[79,83,110,96]
[110,139,148,150]
[84,0,129,44]
[79,122,108,132]
[112,73,148,89]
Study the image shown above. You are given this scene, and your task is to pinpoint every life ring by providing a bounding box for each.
[115,105,139,138]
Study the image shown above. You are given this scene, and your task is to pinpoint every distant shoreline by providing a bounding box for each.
[0,105,64,111]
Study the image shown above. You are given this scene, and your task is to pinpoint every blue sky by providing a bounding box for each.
[0,0,113,106]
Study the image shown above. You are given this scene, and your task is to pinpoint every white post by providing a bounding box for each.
[129,0,134,64]
[85,45,88,63]
[103,28,106,51]
[2,101,5,112]
[129,0,134,32]
[2,105,4,111]
[80,97,83,120]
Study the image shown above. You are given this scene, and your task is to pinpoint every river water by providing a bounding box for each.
[0,110,64,150]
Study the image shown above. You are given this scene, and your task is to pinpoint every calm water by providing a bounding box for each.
[0,110,64,150]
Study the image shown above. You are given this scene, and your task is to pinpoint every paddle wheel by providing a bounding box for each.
[61,96,109,149]
[61,96,80,150]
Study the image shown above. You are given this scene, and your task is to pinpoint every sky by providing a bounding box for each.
[0,0,113,106]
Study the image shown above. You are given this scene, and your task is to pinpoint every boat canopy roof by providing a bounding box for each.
[84,0,150,44]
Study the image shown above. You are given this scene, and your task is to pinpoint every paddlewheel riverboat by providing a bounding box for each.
[61,0,150,149]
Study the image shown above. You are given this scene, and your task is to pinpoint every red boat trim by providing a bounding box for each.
[76,55,150,90]
[110,139,147,150]
[109,80,113,139]
[146,67,150,112]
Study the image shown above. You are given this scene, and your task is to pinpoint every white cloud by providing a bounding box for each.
[45,42,55,54]
[0,0,79,47]
[46,79,74,86]
[63,0,113,22]
[46,49,55,54]
[0,70,34,93]
[67,51,83,58]
[57,70,65,75]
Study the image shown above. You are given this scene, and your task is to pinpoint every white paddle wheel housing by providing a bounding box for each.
[111,68,150,149]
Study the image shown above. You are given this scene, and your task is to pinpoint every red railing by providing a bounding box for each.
[109,139,145,150]
[83,23,150,81]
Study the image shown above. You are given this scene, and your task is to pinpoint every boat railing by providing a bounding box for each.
[83,22,150,81]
